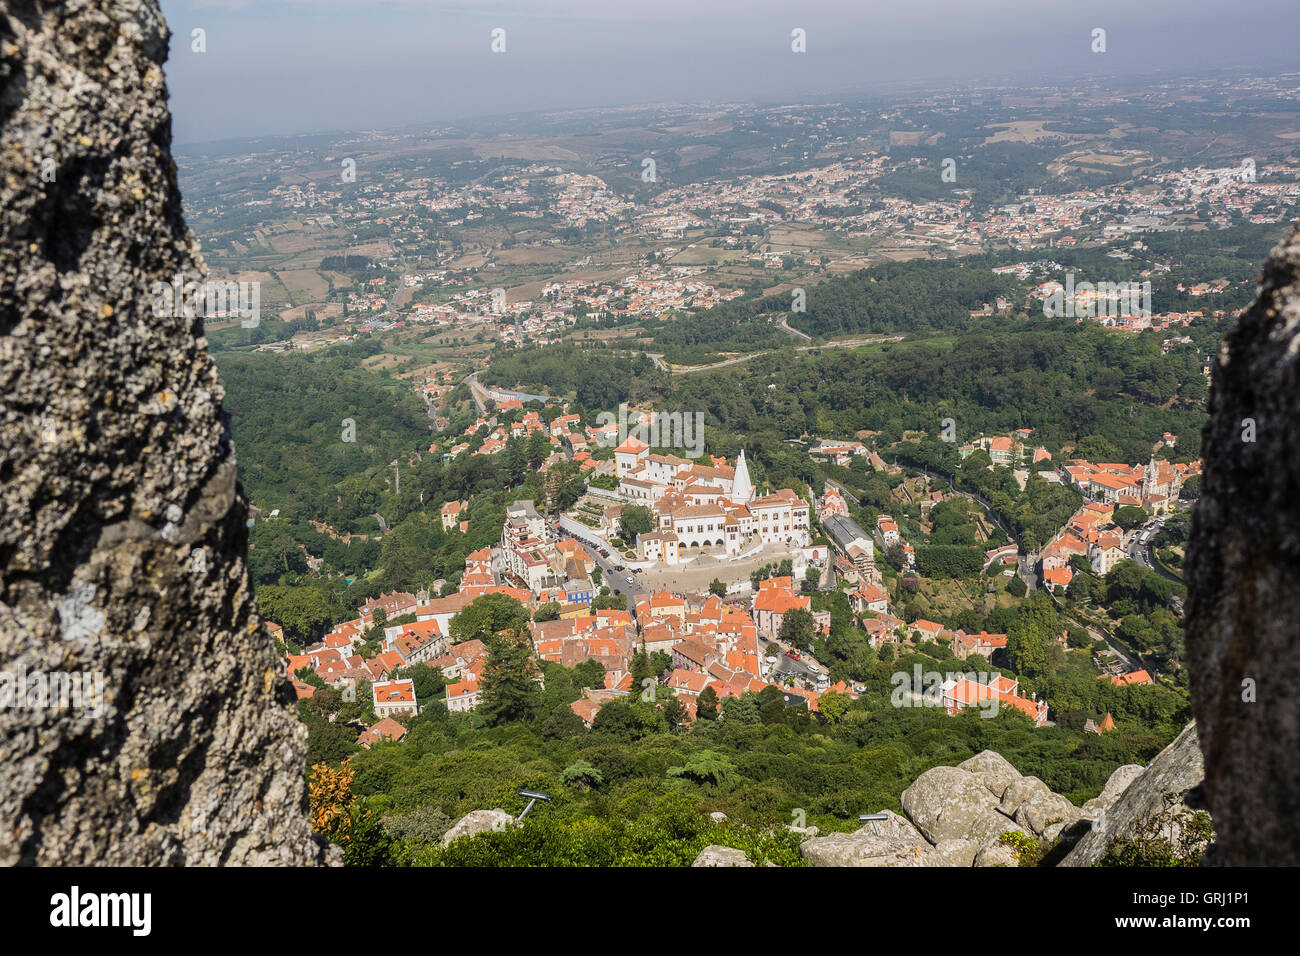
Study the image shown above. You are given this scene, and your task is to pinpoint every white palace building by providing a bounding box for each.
[613,437,810,565]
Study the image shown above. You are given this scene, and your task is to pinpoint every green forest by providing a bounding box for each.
[214,340,432,514]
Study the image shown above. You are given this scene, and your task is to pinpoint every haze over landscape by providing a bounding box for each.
[162,0,1300,143]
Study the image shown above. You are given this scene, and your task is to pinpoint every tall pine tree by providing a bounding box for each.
[479,627,542,726]
[696,684,719,721]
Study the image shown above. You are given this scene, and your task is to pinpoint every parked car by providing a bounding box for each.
[625,576,635,585]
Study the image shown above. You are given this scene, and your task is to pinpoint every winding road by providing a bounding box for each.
[645,333,905,376]
[777,315,812,342]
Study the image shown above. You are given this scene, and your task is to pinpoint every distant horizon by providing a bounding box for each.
[159,0,1300,146]
[169,60,1298,153]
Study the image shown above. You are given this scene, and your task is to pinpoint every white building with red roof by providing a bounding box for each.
[372,678,419,718]
[614,434,650,477]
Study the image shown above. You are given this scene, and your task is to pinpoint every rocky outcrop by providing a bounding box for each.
[691,845,754,867]
[930,838,979,867]
[901,765,998,844]
[963,808,1024,850]
[999,775,1050,817]
[801,737,1198,867]
[1185,224,1300,867]
[958,750,1021,798]
[801,755,1043,867]
[974,838,1020,867]
[1010,780,1081,842]
[0,1,329,864]
[1082,764,1143,819]
[442,809,515,845]
[799,810,936,867]
[1059,723,1205,867]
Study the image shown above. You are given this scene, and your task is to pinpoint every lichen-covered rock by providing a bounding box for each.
[1082,764,1144,818]
[799,810,934,867]
[901,765,998,844]
[1013,789,1081,840]
[931,838,979,867]
[958,750,1022,798]
[1186,224,1300,867]
[974,837,1021,868]
[1059,723,1205,867]
[692,845,753,867]
[800,831,931,867]
[442,809,515,846]
[964,808,1025,849]
[853,809,925,843]
[999,775,1053,817]
[0,0,330,864]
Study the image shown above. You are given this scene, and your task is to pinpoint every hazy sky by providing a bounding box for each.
[159,0,1300,145]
